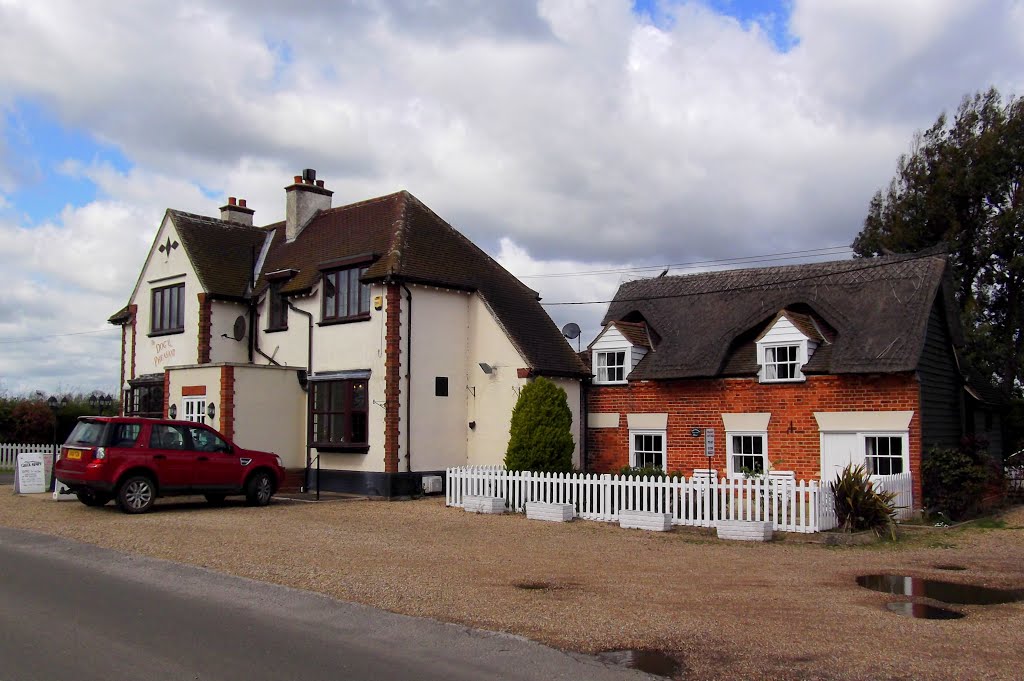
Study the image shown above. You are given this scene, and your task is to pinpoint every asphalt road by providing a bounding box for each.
[0,526,653,681]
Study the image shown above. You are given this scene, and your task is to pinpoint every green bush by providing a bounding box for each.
[504,377,574,473]
[831,464,899,538]
[922,440,992,521]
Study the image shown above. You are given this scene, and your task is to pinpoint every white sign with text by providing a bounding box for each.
[15,452,47,494]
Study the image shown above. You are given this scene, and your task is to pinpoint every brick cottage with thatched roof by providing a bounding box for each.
[583,253,1004,508]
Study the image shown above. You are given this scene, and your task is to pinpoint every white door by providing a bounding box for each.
[821,433,861,481]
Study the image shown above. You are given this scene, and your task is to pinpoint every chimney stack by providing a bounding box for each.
[220,196,255,226]
[286,168,333,242]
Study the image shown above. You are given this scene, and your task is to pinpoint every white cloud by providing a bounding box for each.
[0,0,1022,391]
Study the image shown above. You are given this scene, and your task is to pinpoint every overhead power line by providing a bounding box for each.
[540,252,935,306]
[516,245,853,280]
[0,327,120,345]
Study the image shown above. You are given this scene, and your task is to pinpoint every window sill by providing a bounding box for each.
[148,329,184,338]
[318,314,371,327]
[758,377,806,384]
[312,444,370,453]
[264,326,289,334]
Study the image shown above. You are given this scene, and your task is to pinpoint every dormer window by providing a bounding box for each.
[588,319,654,385]
[595,350,626,384]
[763,344,800,381]
[755,309,827,384]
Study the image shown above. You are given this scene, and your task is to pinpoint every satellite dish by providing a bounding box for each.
[561,323,581,340]
[232,316,246,342]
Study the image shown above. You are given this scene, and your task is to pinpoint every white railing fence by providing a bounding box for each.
[446,466,914,534]
[0,443,58,470]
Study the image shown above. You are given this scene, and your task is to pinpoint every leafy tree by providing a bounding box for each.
[504,377,575,472]
[853,88,1023,404]
[11,401,56,444]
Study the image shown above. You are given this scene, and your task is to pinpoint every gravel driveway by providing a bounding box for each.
[3,489,1023,680]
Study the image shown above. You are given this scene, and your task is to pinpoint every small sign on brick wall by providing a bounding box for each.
[704,428,715,458]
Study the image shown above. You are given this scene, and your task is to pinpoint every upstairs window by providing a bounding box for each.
[268,281,288,330]
[762,344,801,382]
[151,283,185,334]
[322,266,370,322]
[594,350,627,384]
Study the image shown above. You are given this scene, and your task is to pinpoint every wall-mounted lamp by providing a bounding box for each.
[478,362,494,375]
[207,403,216,420]
[468,421,476,430]
[168,404,178,419]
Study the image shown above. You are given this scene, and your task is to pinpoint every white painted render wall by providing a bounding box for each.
[165,366,222,428]
[405,285,470,472]
[210,300,250,363]
[128,215,202,377]
[232,366,306,468]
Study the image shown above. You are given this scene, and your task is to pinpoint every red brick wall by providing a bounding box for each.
[587,373,921,500]
[162,372,170,418]
[197,293,212,364]
[220,365,235,440]
[384,284,401,473]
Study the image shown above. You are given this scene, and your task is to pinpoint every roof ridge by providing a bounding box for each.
[621,251,944,291]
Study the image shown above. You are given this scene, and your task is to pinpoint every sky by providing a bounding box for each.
[0,0,1022,396]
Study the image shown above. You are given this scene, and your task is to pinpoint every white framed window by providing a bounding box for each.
[864,434,906,475]
[595,350,627,384]
[182,396,206,424]
[727,432,767,477]
[629,429,665,470]
[763,344,801,381]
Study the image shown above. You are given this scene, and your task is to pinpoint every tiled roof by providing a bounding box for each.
[603,253,957,379]
[170,210,272,299]
[257,191,588,377]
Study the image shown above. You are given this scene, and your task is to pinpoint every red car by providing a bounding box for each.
[55,416,286,514]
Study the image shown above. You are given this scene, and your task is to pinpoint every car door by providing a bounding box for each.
[146,424,196,492]
[186,425,242,492]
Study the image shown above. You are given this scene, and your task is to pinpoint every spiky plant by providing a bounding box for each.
[831,464,899,539]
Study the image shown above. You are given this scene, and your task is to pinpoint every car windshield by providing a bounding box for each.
[66,420,107,446]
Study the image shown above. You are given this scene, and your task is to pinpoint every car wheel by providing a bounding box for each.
[245,471,274,507]
[117,475,156,514]
[76,490,112,507]
[204,494,227,506]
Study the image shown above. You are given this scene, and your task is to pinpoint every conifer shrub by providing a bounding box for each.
[922,439,993,520]
[503,377,574,473]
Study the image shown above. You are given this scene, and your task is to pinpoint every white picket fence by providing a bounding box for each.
[0,443,58,470]
[446,466,914,534]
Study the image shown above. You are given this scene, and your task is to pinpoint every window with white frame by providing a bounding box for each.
[728,432,766,476]
[630,430,665,470]
[763,344,801,381]
[864,434,905,475]
[182,396,206,424]
[595,350,627,384]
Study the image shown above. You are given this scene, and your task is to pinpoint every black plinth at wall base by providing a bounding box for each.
[305,469,446,499]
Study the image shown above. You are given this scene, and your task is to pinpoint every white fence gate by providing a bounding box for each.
[0,443,58,471]
[446,466,914,534]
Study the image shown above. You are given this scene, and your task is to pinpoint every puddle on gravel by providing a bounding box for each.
[597,649,681,678]
[933,564,968,571]
[512,581,554,590]
[885,602,964,619]
[857,574,1021,605]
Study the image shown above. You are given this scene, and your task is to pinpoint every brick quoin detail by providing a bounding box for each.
[383,284,402,473]
[162,372,170,418]
[197,293,212,364]
[128,304,138,382]
[587,373,922,504]
[220,365,235,440]
[119,326,127,414]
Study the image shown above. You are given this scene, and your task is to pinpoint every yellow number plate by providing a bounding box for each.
[66,450,83,460]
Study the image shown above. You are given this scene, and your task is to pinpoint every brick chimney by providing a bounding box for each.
[286,169,333,242]
[220,197,255,226]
